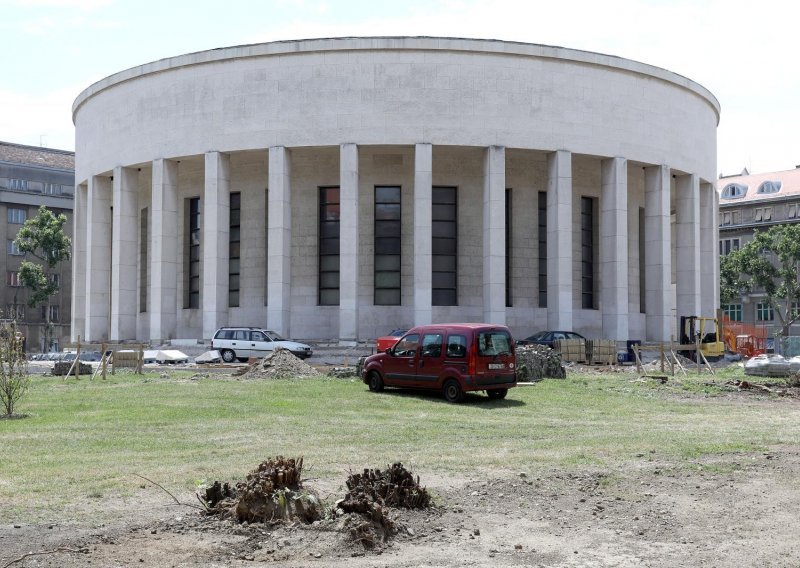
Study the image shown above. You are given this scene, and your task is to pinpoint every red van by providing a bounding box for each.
[361,323,517,403]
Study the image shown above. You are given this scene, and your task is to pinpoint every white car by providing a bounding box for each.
[211,327,313,363]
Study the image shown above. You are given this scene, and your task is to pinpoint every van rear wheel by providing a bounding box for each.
[443,379,465,403]
[220,349,236,363]
[487,388,508,400]
[368,371,384,392]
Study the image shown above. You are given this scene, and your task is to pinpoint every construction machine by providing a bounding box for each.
[679,316,725,362]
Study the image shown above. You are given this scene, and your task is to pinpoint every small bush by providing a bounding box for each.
[0,319,29,417]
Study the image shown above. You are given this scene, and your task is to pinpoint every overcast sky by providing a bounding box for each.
[1,0,797,177]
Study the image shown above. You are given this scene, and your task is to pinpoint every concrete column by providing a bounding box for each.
[85,175,112,342]
[70,183,87,342]
[644,165,673,341]
[150,159,178,341]
[600,157,629,340]
[676,173,701,321]
[339,143,359,341]
[202,151,230,339]
[413,143,433,326]
[712,189,720,310]
[267,146,292,336]
[110,166,138,340]
[699,183,718,315]
[483,145,506,324]
[546,150,573,330]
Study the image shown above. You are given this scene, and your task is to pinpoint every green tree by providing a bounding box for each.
[12,206,71,352]
[720,223,800,339]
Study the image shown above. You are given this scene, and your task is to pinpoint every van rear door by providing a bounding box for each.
[474,329,515,387]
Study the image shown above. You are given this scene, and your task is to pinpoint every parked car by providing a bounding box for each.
[375,328,408,352]
[361,323,517,403]
[211,327,313,363]
[516,330,586,348]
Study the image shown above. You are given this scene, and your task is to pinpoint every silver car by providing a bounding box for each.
[211,327,313,363]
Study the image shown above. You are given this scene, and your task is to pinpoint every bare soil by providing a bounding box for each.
[2,444,799,567]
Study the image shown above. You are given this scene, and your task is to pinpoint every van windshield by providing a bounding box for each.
[477,331,512,357]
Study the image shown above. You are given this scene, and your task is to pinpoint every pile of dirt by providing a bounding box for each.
[241,348,322,379]
[198,456,322,524]
[335,463,432,548]
[515,344,566,381]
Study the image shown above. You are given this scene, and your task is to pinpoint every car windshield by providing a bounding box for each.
[526,332,548,341]
[388,329,408,336]
[264,331,286,341]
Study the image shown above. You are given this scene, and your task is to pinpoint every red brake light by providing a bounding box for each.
[468,340,477,375]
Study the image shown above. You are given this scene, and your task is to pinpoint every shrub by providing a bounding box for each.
[0,320,29,417]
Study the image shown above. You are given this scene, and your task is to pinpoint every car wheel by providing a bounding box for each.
[368,371,384,392]
[487,388,508,400]
[443,379,465,403]
[220,349,236,363]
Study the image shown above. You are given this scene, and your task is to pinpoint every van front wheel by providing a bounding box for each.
[443,379,465,403]
[487,388,508,400]
[368,371,384,392]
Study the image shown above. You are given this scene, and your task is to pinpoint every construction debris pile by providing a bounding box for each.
[241,348,322,379]
[336,463,431,548]
[515,344,566,381]
[198,456,321,524]
[52,361,92,376]
[327,366,358,378]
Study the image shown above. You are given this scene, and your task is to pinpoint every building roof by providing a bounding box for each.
[0,141,74,170]
[717,167,800,204]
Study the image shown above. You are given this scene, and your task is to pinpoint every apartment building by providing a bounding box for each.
[0,141,74,351]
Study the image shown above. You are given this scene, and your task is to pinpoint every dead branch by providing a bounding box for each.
[2,546,88,568]
[132,473,206,511]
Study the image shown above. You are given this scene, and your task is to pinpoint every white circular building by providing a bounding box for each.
[71,37,720,344]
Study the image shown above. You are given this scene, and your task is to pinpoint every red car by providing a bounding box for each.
[362,323,517,403]
[375,328,408,353]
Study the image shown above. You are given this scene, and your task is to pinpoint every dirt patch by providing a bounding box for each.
[3,448,800,567]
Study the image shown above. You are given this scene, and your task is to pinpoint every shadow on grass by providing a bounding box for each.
[374,387,526,408]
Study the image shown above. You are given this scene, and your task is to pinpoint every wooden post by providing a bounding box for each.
[696,333,701,373]
[112,345,116,375]
[669,337,675,376]
[635,345,642,374]
[660,343,665,373]
[75,335,81,381]
[136,344,144,374]
[101,342,107,380]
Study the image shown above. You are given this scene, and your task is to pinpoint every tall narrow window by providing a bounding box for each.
[639,207,645,313]
[580,196,596,309]
[538,191,547,308]
[505,188,512,307]
[432,186,457,306]
[374,186,401,305]
[185,197,201,309]
[229,192,241,307]
[139,208,148,313]
[319,186,340,305]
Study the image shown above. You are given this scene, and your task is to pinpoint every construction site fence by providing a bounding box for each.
[59,337,147,380]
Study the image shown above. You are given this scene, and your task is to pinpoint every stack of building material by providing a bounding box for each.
[589,340,616,365]
[555,339,586,363]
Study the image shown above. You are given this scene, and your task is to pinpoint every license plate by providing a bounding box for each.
[488,363,505,370]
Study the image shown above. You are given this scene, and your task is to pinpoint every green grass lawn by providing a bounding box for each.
[1,369,798,522]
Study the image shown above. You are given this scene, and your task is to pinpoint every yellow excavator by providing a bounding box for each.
[679,316,725,362]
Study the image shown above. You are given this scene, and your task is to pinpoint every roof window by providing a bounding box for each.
[721,183,748,199]
[757,180,782,194]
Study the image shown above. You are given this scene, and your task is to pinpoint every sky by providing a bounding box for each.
[1,0,798,177]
